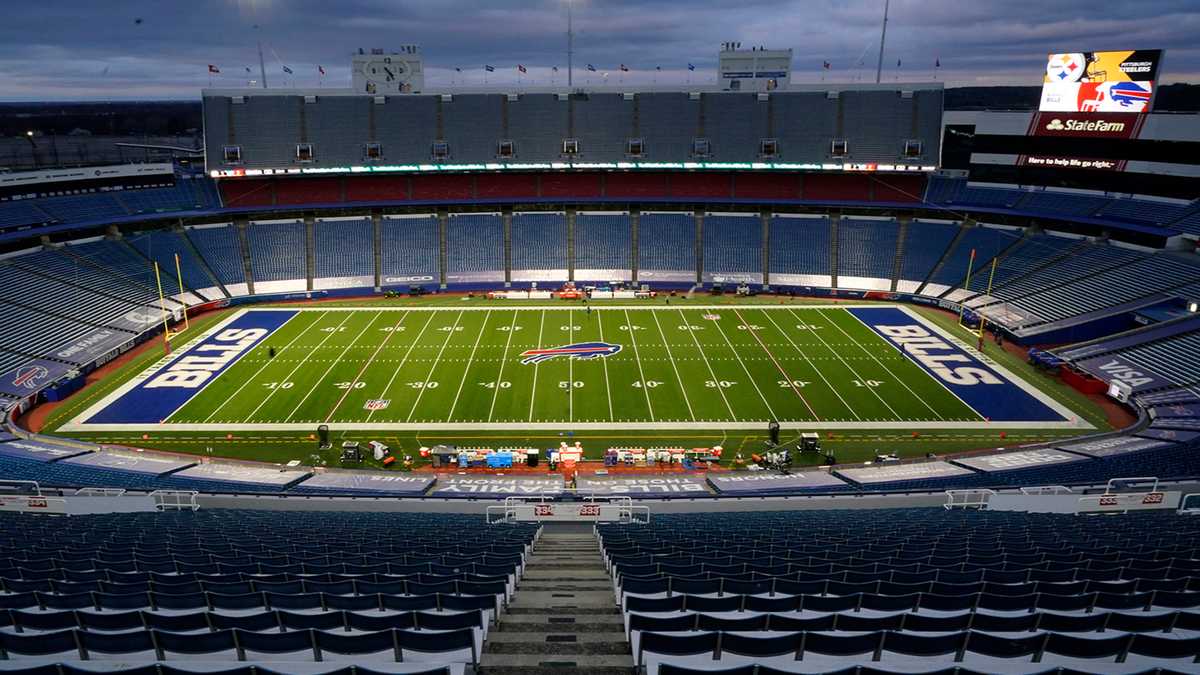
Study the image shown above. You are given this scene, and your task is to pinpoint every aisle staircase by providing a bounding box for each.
[481,531,632,675]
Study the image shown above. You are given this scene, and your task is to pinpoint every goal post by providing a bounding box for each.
[155,255,191,353]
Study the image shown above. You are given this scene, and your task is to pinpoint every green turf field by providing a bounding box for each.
[63,303,1087,432]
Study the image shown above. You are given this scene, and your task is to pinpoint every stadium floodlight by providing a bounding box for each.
[1189,300,1198,314]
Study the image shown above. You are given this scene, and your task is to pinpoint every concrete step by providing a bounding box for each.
[484,640,631,655]
[506,605,620,616]
[496,620,625,633]
[522,569,610,580]
[478,654,633,674]
[487,631,628,644]
[518,583,614,592]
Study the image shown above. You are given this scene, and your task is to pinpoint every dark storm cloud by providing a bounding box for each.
[0,0,1195,100]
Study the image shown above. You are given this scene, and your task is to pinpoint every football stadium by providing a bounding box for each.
[0,1,1199,672]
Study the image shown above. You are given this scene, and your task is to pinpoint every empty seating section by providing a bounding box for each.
[925,225,1020,290]
[380,216,439,284]
[1172,206,1200,236]
[574,213,632,279]
[768,217,831,284]
[33,194,126,224]
[703,215,762,277]
[314,218,373,284]
[0,510,537,670]
[1008,255,1200,325]
[0,200,50,230]
[836,218,898,290]
[638,213,696,280]
[1020,191,1111,217]
[125,229,217,295]
[116,179,217,215]
[245,220,305,284]
[963,234,1077,294]
[0,249,148,324]
[510,213,567,279]
[59,239,163,304]
[896,220,959,291]
[0,249,140,331]
[1100,197,1190,226]
[1103,331,1200,392]
[0,299,100,364]
[445,214,503,282]
[185,224,246,288]
[973,243,1145,305]
[948,184,1023,208]
[603,509,1200,673]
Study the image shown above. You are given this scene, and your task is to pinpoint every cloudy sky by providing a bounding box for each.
[1,0,1196,100]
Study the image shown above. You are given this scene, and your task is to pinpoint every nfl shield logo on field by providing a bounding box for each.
[364,399,390,411]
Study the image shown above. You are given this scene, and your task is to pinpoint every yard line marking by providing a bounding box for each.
[678,309,737,421]
[568,308,574,423]
[407,310,465,423]
[286,312,387,420]
[446,309,492,421]
[597,310,615,421]
[242,311,356,422]
[622,309,656,421]
[820,308,944,420]
[710,312,777,421]
[528,310,546,422]
[200,311,316,423]
[732,308,819,421]
[487,311,519,422]
[786,307,902,420]
[323,311,410,422]
[650,308,696,421]
[757,308,857,420]
[367,312,437,421]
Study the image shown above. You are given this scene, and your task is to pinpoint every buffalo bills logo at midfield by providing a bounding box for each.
[519,342,621,365]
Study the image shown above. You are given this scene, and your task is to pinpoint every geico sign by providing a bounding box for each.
[1045,118,1126,133]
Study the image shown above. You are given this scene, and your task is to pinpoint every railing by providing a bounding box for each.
[1179,493,1200,515]
[1019,485,1074,495]
[74,487,127,497]
[944,489,995,510]
[1105,476,1160,494]
[150,490,199,511]
[487,494,649,524]
[0,480,42,496]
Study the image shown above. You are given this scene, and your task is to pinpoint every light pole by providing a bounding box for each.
[566,0,574,88]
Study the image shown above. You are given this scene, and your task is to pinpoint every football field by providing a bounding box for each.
[65,304,1086,432]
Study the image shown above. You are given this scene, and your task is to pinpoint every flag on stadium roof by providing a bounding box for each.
[207,64,220,74]
[282,65,293,74]
[552,66,558,72]
[823,61,831,69]
[656,66,661,71]
[455,67,462,72]
[485,64,495,72]
[587,64,597,72]
[896,58,902,67]
[687,63,695,71]
[518,64,527,73]
[935,57,941,68]
[244,67,251,74]
[318,65,325,75]
[619,64,629,72]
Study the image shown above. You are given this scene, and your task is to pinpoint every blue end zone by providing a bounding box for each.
[86,310,297,424]
[846,307,1066,423]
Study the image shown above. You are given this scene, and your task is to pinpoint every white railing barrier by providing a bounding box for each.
[1178,494,1200,515]
[1105,476,1160,494]
[945,489,995,510]
[150,490,199,512]
[74,487,127,497]
[1020,486,1074,495]
[0,480,42,496]
[487,495,649,524]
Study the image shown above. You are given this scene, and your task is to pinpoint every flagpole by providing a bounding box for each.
[874,0,889,84]
[566,0,574,87]
[257,35,268,89]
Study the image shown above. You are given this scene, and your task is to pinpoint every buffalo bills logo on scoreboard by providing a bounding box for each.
[519,342,621,365]
[12,365,49,390]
